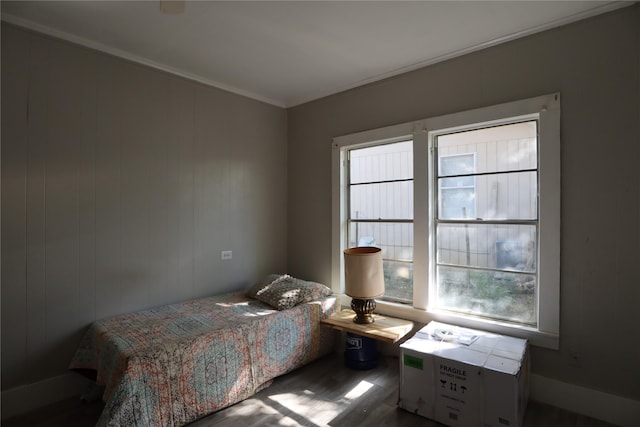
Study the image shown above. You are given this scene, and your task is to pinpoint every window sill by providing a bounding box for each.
[337,294,559,349]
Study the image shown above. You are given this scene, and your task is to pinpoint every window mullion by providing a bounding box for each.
[412,124,430,310]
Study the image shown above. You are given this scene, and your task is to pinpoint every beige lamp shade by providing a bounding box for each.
[344,247,385,299]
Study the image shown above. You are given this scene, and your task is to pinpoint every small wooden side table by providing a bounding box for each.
[321,309,414,343]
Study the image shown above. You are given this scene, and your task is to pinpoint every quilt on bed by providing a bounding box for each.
[69,291,336,426]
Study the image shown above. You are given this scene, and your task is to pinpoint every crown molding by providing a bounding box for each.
[1,13,286,108]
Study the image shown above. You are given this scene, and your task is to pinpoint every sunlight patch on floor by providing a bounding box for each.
[265,379,378,426]
[344,380,374,400]
[268,390,344,426]
[226,399,280,417]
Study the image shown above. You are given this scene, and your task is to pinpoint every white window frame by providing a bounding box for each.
[333,93,560,349]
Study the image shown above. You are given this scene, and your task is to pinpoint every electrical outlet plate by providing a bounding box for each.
[221,250,232,260]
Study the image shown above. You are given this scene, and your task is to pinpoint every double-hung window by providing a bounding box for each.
[433,121,538,326]
[333,94,560,348]
[347,141,414,303]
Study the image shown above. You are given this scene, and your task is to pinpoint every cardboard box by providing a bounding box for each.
[398,321,529,427]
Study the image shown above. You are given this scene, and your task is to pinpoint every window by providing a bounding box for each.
[433,121,537,326]
[348,141,414,303]
[333,93,560,348]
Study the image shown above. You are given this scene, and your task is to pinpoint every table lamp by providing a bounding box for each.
[344,246,385,324]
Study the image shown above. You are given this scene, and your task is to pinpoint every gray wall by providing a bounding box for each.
[2,3,639,411]
[1,24,288,391]
[288,5,640,400]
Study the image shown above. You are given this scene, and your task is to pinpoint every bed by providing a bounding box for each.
[69,275,336,426]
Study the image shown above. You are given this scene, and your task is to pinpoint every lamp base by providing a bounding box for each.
[351,298,376,324]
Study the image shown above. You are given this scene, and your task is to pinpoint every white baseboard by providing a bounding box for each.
[530,374,640,427]
[1,372,91,420]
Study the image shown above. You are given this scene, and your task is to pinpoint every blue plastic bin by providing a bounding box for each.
[344,332,378,370]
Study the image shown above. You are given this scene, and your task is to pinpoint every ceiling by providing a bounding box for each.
[1,1,632,107]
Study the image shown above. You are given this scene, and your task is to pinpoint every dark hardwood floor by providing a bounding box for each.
[3,353,618,427]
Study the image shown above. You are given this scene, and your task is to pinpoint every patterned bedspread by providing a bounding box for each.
[69,291,336,426]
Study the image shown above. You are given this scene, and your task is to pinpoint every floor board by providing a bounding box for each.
[2,353,619,427]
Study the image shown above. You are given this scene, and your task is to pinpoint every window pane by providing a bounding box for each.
[350,181,413,220]
[438,153,477,219]
[384,260,413,303]
[348,222,413,259]
[348,222,413,302]
[349,141,412,184]
[439,187,475,219]
[436,265,536,325]
[437,223,536,273]
[440,154,475,178]
[437,121,537,176]
[439,171,537,220]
